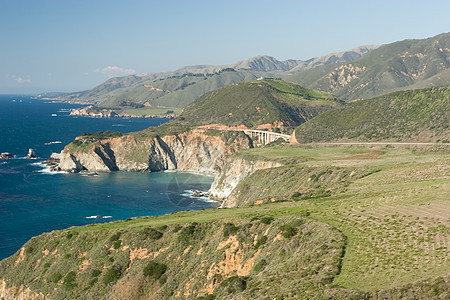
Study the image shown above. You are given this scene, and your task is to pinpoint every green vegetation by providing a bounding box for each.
[287,32,450,101]
[2,144,448,299]
[142,261,167,279]
[294,86,450,142]
[170,79,340,130]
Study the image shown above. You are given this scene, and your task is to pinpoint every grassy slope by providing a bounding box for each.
[224,144,450,293]
[174,79,340,129]
[1,145,449,299]
[287,33,450,101]
[294,86,450,143]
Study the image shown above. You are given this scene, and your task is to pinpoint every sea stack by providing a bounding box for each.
[26,148,36,159]
[0,152,14,159]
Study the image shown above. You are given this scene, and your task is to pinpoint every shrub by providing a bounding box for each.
[218,276,247,294]
[172,225,182,233]
[143,261,167,279]
[91,269,102,277]
[197,295,216,300]
[223,223,239,237]
[63,271,77,290]
[109,232,121,242]
[143,228,163,240]
[280,224,298,238]
[253,259,267,273]
[113,240,122,249]
[102,266,122,285]
[254,236,268,249]
[48,273,62,284]
[260,216,274,225]
[157,225,168,231]
[179,223,201,244]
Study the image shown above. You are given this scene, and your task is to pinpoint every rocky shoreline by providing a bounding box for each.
[69,106,178,119]
[44,129,281,206]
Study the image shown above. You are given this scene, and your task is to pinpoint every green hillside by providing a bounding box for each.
[1,145,448,299]
[294,86,450,142]
[173,79,340,129]
[287,32,450,101]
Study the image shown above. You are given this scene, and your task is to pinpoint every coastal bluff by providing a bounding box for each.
[56,129,254,176]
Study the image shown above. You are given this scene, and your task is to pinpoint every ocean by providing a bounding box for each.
[0,95,218,260]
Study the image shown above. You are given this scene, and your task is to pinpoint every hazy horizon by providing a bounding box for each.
[1,0,449,94]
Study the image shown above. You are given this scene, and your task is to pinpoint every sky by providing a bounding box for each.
[1,0,449,94]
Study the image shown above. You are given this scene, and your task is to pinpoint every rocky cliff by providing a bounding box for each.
[58,130,253,176]
[209,156,281,203]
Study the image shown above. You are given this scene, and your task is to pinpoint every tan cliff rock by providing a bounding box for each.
[209,156,281,204]
[57,130,253,176]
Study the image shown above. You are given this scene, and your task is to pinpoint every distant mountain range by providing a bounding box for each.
[287,32,450,100]
[54,46,377,109]
[50,33,450,112]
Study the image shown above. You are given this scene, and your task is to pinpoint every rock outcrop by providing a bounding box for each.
[26,148,36,159]
[209,157,281,205]
[57,130,253,176]
[0,152,14,159]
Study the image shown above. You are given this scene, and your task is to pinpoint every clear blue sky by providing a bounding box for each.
[1,0,449,93]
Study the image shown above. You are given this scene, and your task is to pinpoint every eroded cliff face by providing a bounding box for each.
[58,130,253,176]
[1,279,45,300]
[209,157,281,204]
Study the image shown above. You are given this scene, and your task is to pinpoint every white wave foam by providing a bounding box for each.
[35,163,67,175]
[112,124,126,127]
[86,215,112,219]
[44,141,62,145]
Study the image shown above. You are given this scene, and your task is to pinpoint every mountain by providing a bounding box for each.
[159,79,341,132]
[55,45,376,110]
[287,32,450,101]
[294,86,450,142]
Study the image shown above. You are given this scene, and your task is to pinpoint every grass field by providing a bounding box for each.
[228,144,450,291]
[1,144,448,298]
[118,107,181,116]
[67,144,449,292]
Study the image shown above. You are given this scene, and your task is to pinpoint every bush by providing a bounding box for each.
[253,259,267,273]
[91,269,102,277]
[143,228,163,240]
[279,224,298,238]
[63,271,77,290]
[179,223,201,244]
[197,295,216,300]
[48,272,62,284]
[218,276,247,294]
[254,236,268,249]
[260,216,274,224]
[143,261,167,279]
[223,223,239,237]
[113,240,122,249]
[109,232,121,242]
[102,266,122,285]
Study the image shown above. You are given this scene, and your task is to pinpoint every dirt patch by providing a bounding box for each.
[129,248,150,264]
[237,249,262,276]
[78,259,91,273]
[183,245,192,255]
[14,247,25,265]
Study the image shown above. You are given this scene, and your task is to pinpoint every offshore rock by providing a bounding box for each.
[0,152,14,159]
[26,148,36,159]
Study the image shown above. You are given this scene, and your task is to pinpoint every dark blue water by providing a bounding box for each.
[0,95,217,260]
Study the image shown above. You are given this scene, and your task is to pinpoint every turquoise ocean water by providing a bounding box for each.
[0,95,217,260]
